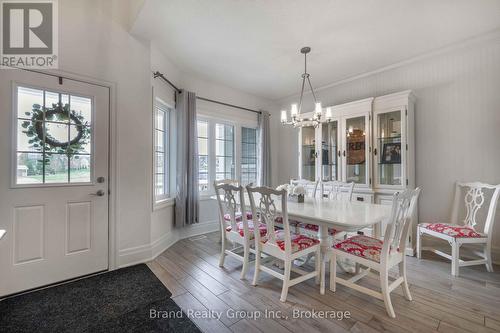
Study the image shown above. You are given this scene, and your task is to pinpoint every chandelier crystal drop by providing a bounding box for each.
[281,47,333,128]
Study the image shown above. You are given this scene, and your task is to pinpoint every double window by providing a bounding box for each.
[197,118,258,193]
[154,101,170,202]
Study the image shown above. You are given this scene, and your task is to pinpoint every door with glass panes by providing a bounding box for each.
[341,113,371,187]
[299,125,317,181]
[373,107,406,189]
[319,120,340,181]
[0,69,109,297]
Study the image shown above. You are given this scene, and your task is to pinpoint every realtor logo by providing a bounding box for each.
[1,0,58,68]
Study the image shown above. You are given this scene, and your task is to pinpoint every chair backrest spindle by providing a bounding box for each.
[247,186,292,253]
[382,188,421,260]
[320,180,354,201]
[214,181,248,238]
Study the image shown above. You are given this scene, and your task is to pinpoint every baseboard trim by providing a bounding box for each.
[151,231,178,259]
[178,220,219,239]
[117,220,219,268]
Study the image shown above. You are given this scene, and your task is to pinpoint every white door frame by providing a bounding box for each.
[18,68,119,270]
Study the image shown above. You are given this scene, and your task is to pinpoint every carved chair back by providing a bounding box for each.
[247,186,292,252]
[450,182,500,237]
[214,181,248,238]
[320,181,355,201]
[382,188,421,260]
[290,179,319,198]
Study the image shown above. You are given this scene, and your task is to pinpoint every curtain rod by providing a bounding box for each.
[153,71,262,115]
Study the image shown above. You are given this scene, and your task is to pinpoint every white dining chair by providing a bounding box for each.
[323,188,421,318]
[298,180,354,238]
[274,179,319,232]
[417,182,500,276]
[247,185,321,302]
[290,179,320,197]
[215,182,263,279]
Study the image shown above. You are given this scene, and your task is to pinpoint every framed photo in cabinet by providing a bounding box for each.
[381,142,401,164]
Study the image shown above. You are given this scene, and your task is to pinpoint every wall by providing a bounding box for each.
[58,0,153,266]
[275,34,500,260]
[57,1,277,268]
[149,43,278,255]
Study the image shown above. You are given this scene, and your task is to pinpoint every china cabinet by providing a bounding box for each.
[297,90,416,254]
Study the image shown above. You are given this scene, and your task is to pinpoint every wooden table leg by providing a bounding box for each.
[318,225,331,285]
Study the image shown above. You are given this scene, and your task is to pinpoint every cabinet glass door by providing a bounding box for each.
[321,121,338,181]
[345,116,367,185]
[377,110,402,186]
[300,125,316,181]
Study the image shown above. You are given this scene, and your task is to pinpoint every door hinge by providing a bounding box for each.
[58,77,63,85]
[406,179,409,186]
[405,107,408,116]
[406,144,408,150]
[369,178,372,185]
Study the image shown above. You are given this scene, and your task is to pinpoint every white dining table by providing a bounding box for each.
[212,194,392,255]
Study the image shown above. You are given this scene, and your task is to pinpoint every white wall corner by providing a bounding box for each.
[117,220,219,268]
[178,220,219,239]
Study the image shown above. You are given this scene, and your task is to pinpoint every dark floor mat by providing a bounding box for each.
[0,264,199,333]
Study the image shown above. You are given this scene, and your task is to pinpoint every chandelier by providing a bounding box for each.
[281,47,332,128]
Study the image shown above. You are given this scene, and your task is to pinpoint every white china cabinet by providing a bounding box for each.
[297,90,416,254]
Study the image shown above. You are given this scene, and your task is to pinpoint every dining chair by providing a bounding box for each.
[290,179,320,197]
[215,182,264,279]
[417,182,500,276]
[215,179,253,224]
[298,180,355,238]
[274,179,319,232]
[323,188,421,318]
[246,185,321,302]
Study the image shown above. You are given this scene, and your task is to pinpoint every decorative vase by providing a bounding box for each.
[288,194,304,203]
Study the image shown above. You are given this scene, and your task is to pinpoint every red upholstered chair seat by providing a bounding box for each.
[419,223,484,238]
[333,235,387,262]
[261,229,320,252]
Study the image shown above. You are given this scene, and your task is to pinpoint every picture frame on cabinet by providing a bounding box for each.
[381,142,401,164]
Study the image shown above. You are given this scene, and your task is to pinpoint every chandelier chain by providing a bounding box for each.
[281,47,327,128]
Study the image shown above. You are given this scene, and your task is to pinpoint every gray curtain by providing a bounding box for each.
[257,111,272,186]
[175,90,199,226]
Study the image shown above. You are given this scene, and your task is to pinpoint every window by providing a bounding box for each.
[154,102,169,201]
[196,118,259,194]
[215,123,234,181]
[241,127,258,186]
[15,86,92,185]
[197,120,209,192]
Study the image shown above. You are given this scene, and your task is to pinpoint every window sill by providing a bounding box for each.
[153,197,175,211]
[199,193,215,201]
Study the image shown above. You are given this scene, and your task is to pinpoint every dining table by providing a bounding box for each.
[212,193,392,260]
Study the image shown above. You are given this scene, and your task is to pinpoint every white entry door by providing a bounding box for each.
[0,69,109,297]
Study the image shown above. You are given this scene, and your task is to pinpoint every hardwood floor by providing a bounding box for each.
[148,232,500,333]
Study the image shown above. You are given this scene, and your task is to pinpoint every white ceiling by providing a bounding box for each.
[132,0,500,100]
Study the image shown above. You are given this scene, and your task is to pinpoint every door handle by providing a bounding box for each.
[91,190,106,197]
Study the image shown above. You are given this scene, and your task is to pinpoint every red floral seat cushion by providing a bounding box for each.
[298,223,338,236]
[419,223,484,238]
[225,220,267,239]
[273,217,300,226]
[261,229,320,252]
[223,211,253,222]
[333,235,384,262]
